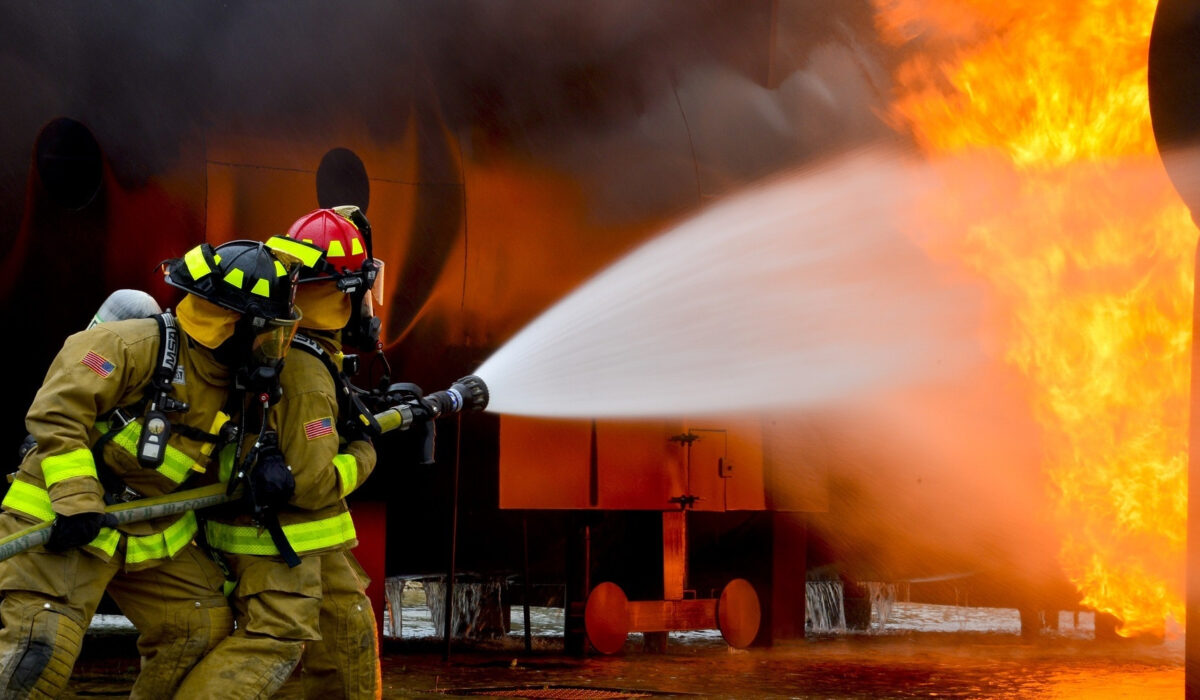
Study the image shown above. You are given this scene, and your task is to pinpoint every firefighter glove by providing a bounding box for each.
[338,416,373,446]
[249,444,294,510]
[46,512,118,552]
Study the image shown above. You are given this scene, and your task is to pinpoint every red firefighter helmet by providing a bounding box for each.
[283,208,368,280]
[267,205,385,350]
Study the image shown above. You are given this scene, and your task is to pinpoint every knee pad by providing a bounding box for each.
[186,602,234,658]
[341,594,378,655]
[0,606,84,700]
[310,596,378,699]
[129,602,234,699]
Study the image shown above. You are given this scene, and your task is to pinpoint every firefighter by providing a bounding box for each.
[0,239,301,699]
[176,208,384,699]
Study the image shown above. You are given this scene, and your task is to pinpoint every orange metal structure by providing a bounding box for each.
[501,417,773,649]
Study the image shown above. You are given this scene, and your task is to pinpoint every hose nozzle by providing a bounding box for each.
[371,375,489,434]
[423,375,490,418]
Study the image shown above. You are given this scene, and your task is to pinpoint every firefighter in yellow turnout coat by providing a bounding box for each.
[0,240,300,699]
[177,208,383,699]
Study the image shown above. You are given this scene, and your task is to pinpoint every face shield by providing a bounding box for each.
[248,309,302,370]
[367,259,385,309]
[356,260,386,320]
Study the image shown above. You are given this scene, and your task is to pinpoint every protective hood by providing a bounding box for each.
[295,281,352,331]
[176,294,240,349]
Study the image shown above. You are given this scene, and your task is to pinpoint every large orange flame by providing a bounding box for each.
[875,0,1194,635]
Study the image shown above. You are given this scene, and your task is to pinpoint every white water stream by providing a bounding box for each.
[475,146,982,419]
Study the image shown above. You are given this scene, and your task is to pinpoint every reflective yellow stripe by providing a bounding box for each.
[1,480,54,522]
[105,421,196,484]
[274,260,287,277]
[267,235,324,268]
[0,481,119,556]
[250,278,271,297]
[333,453,358,498]
[184,246,212,280]
[223,268,245,289]
[88,527,120,557]
[351,237,364,256]
[205,511,356,556]
[126,512,197,565]
[42,449,98,486]
[327,240,346,258]
[201,412,230,459]
[1,482,121,558]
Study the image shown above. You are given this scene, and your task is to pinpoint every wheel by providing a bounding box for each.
[717,578,761,649]
[584,581,630,654]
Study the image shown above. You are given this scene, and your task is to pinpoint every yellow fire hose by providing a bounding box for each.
[0,482,236,563]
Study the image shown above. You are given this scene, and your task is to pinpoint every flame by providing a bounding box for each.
[875,0,1194,635]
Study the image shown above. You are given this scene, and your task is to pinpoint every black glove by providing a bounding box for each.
[248,444,295,511]
[46,512,119,553]
[338,416,374,446]
[18,434,37,461]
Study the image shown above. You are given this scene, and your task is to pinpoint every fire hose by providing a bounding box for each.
[0,375,489,563]
[0,482,234,563]
[2,289,490,562]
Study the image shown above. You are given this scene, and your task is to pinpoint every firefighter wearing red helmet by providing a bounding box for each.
[0,240,301,698]
[177,208,383,699]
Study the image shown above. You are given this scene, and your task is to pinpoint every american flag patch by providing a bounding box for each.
[303,417,334,440]
[81,351,115,378]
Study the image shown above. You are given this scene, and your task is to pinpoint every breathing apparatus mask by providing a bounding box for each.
[343,257,385,352]
[333,205,386,351]
[222,310,301,404]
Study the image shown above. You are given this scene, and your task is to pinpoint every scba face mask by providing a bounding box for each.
[220,310,300,404]
[249,311,302,371]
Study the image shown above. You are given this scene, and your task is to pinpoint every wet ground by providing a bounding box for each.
[64,602,1184,699]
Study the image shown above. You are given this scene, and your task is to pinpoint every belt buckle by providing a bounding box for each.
[110,408,135,430]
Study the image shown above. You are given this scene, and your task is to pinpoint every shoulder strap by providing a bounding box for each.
[290,333,381,438]
[148,313,180,398]
[291,333,352,416]
[133,313,188,468]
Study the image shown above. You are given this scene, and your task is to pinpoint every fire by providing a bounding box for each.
[875,0,1194,635]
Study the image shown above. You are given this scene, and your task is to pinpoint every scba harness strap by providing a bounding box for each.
[290,333,381,438]
[91,313,224,504]
[135,313,186,468]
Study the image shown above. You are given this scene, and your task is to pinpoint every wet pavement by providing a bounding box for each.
[64,621,1183,699]
[392,632,1185,699]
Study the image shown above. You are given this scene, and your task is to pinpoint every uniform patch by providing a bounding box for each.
[81,351,115,378]
[303,417,334,440]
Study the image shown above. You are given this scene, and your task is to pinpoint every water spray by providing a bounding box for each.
[473,148,983,419]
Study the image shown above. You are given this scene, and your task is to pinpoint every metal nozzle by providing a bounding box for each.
[422,375,490,418]
[370,374,489,433]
